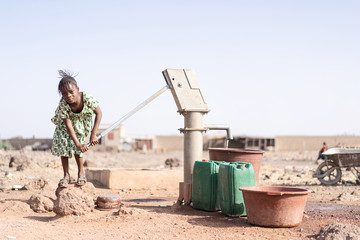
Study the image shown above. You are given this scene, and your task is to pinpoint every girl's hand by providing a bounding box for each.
[77,143,89,153]
[90,132,99,146]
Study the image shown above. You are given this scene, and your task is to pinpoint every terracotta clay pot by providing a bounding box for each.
[208,148,264,184]
[239,186,311,227]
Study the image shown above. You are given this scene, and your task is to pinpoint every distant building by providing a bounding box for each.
[94,124,156,152]
[95,124,126,151]
[275,135,360,152]
[4,126,360,153]
[206,135,275,151]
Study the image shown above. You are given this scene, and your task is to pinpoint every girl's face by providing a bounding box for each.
[60,83,80,104]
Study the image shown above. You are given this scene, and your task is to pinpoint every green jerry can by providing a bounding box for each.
[218,162,256,217]
[192,160,222,211]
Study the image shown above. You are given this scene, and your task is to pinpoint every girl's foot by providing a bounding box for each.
[58,178,70,188]
[76,176,87,186]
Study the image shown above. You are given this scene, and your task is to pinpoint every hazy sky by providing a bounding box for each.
[1,1,359,139]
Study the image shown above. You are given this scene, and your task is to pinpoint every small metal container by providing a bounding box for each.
[96,194,122,211]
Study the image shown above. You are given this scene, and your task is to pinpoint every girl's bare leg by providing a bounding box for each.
[61,156,71,180]
[75,154,86,185]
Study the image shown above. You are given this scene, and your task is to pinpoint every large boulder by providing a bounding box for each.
[28,194,54,213]
[53,183,96,216]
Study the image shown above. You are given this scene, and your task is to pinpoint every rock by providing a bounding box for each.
[9,155,37,171]
[5,172,13,178]
[83,160,98,167]
[270,172,280,180]
[120,209,134,215]
[315,223,360,240]
[9,155,30,168]
[0,201,32,213]
[23,178,48,190]
[119,207,144,215]
[28,194,54,213]
[332,192,360,202]
[284,166,293,174]
[53,183,96,216]
[0,180,5,192]
[43,160,62,169]
[303,166,310,174]
[0,178,8,191]
[351,190,360,197]
[165,158,180,169]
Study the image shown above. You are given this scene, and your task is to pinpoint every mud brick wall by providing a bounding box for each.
[275,135,360,152]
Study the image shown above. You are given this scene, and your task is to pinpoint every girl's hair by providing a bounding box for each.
[58,70,79,93]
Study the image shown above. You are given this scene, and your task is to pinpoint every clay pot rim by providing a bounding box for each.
[239,186,311,196]
[208,148,265,154]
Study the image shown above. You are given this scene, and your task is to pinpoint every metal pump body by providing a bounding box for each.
[163,69,210,203]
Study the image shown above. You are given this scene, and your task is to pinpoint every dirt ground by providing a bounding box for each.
[0,149,359,240]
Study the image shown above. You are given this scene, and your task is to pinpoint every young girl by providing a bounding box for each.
[51,70,102,187]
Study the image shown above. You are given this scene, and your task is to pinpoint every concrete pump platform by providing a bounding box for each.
[85,167,183,190]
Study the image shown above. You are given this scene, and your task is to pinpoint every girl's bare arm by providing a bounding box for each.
[63,118,88,153]
[90,106,102,145]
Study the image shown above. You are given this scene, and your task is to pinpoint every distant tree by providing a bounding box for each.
[0,140,14,150]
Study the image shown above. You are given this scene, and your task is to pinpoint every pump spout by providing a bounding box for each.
[204,124,233,148]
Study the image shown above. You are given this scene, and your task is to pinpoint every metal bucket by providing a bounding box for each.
[239,186,311,227]
[96,194,122,211]
[208,148,264,184]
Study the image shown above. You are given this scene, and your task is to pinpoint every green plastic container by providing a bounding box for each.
[192,160,222,211]
[218,162,256,217]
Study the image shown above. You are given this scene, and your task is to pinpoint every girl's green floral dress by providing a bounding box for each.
[51,92,99,158]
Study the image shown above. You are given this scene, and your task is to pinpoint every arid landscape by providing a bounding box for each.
[0,149,360,240]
